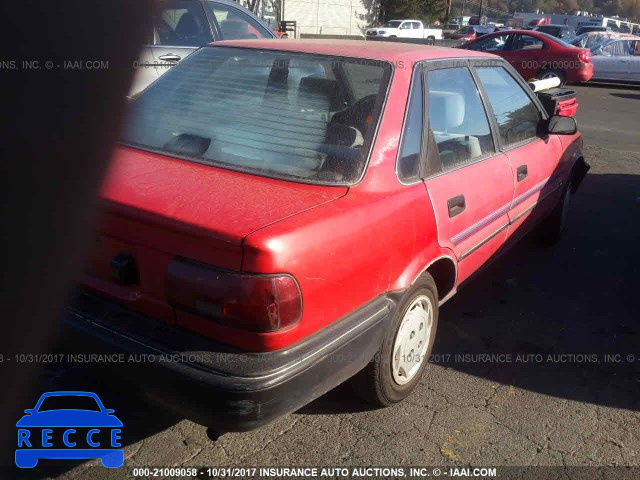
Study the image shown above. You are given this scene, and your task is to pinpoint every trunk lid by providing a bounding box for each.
[81,146,347,322]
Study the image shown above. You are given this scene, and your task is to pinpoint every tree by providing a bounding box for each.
[382,0,448,23]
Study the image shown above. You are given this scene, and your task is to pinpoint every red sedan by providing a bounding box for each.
[66,39,589,432]
[460,29,594,84]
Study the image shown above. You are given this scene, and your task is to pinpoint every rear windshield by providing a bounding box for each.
[123,47,392,185]
[38,395,101,412]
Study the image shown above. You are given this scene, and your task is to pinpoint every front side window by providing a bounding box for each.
[467,33,510,52]
[208,2,272,39]
[475,66,541,148]
[602,40,632,56]
[153,0,213,46]
[512,34,544,51]
[426,67,494,171]
[123,47,391,185]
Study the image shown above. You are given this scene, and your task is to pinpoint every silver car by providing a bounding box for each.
[590,37,640,83]
[131,0,278,95]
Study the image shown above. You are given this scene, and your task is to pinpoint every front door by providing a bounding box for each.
[594,40,633,81]
[422,62,514,283]
[473,64,565,237]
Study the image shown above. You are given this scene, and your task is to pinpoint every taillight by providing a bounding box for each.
[578,51,591,63]
[166,258,302,333]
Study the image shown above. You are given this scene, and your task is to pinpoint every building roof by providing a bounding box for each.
[210,39,493,62]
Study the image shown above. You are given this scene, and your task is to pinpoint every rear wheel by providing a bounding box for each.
[536,68,566,86]
[426,36,436,45]
[351,274,439,406]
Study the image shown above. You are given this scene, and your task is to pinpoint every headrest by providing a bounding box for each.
[429,91,465,131]
[296,76,333,112]
[298,77,343,111]
[175,12,200,36]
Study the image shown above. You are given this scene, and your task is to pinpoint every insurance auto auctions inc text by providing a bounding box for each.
[219,467,498,478]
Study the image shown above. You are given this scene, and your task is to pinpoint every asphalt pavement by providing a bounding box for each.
[9,82,640,480]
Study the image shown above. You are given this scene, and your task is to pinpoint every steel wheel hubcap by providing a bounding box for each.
[392,295,433,385]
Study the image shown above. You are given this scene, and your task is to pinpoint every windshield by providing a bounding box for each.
[123,47,392,185]
[382,21,402,28]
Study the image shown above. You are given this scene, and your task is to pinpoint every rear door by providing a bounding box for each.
[473,63,565,237]
[150,0,215,74]
[500,33,546,79]
[131,0,214,95]
[422,61,514,283]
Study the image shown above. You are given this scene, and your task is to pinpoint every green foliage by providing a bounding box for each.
[451,0,640,22]
[381,0,448,24]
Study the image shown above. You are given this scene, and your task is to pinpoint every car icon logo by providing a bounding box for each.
[15,391,123,468]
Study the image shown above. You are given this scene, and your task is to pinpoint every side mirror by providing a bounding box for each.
[24,409,33,414]
[104,409,116,414]
[547,115,577,135]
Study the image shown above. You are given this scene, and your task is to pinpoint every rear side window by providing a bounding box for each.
[153,0,213,46]
[208,2,272,39]
[512,34,544,51]
[475,67,540,147]
[123,47,391,185]
[426,67,494,171]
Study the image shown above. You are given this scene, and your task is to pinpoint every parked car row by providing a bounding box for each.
[460,29,593,85]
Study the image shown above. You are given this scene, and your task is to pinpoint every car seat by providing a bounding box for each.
[429,91,481,167]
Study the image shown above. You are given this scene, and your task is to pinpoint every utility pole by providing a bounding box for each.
[478,0,483,18]
[446,0,452,22]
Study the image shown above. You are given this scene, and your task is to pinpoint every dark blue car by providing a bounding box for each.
[16,391,123,468]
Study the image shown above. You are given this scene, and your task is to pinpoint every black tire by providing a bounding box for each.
[536,68,566,86]
[426,36,436,46]
[536,176,573,245]
[350,273,439,407]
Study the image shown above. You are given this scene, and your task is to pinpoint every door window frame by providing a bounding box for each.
[420,58,501,180]
[395,62,429,185]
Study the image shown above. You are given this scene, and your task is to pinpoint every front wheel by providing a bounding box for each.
[535,177,572,245]
[350,274,439,406]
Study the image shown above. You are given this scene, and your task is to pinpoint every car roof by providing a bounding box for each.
[209,39,493,62]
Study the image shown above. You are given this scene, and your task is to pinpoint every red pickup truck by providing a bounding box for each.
[66,39,589,433]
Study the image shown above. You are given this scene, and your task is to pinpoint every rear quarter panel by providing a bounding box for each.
[242,186,447,350]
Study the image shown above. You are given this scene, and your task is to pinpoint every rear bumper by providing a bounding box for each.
[570,63,594,83]
[62,292,394,432]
